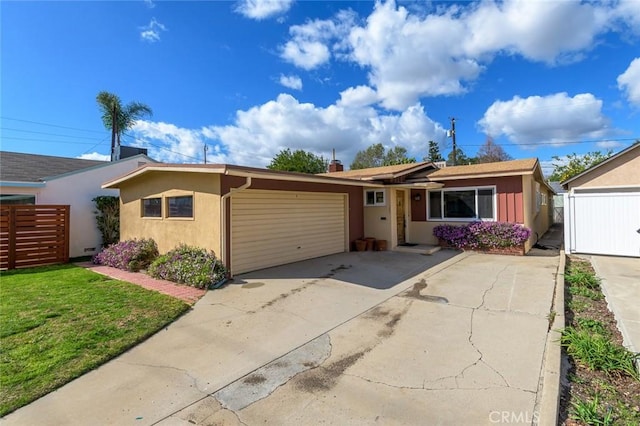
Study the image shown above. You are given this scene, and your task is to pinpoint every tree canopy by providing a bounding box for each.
[267,148,327,174]
[350,143,416,169]
[96,91,152,159]
[548,150,613,182]
[475,137,512,163]
[425,140,444,162]
[447,147,476,166]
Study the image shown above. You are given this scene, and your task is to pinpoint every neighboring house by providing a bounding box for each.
[562,143,640,258]
[0,151,157,258]
[104,157,554,276]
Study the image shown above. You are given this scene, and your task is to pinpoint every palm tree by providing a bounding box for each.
[96,91,152,161]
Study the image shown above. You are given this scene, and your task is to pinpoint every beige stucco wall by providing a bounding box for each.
[363,205,391,244]
[522,175,552,251]
[567,149,640,189]
[118,171,221,255]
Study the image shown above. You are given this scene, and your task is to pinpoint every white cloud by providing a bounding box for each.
[612,0,640,34]
[278,74,302,90]
[595,140,624,150]
[77,152,110,161]
[279,0,623,110]
[617,57,640,106]
[131,94,447,167]
[235,0,294,20]
[140,18,166,43]
[462,0,607,64]
[337,86,378,108]
[280,11,356,70]
[144,0,155,9]
[130,121,207,163]
[478,93,610,146]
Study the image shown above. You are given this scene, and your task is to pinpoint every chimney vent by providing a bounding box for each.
[328,148,344,172]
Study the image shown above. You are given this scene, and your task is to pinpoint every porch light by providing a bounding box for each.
[414,194,422,201]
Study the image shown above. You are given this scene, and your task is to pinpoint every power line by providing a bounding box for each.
[458,137,639,148]
[0,127,106,140]
[1,136,108,145]
[121,132,202,162]
[0,116,105,134]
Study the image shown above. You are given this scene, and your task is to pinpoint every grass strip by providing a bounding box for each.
[0,264,190,416]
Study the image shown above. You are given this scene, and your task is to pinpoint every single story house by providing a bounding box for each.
[562,143,640,257]
[0,151,156,257]
[103,157,554,276]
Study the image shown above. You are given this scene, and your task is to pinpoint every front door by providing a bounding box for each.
[396,190,405,245]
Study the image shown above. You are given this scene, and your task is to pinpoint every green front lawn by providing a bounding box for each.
[0,264,190,416]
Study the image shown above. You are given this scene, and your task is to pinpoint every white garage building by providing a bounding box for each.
[563,143,640,258]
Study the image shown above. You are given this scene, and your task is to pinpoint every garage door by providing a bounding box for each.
[231,190,347,274]
[566,190,640,257]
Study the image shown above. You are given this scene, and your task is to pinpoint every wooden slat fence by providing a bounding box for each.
[0,205,70,270]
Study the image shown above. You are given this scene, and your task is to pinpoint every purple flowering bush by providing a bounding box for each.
[148,244,227,289]
[92,238,159,272]
[433,222,531,250]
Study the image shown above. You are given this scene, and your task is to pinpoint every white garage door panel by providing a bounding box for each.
[232,190,346,274]
[571,192,640,257]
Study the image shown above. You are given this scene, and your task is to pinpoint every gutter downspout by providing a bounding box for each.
[220,176,252,276]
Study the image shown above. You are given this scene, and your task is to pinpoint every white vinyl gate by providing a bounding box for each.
[564,190,640,257]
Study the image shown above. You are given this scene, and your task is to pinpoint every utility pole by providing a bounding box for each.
[450,117,457,166]
[204,144,208,164]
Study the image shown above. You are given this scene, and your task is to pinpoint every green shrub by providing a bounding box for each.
[566,264,600,289]
[93,239,159,272]
[148,244,227,289]
[93,196,120,247]
[561,327,639,379]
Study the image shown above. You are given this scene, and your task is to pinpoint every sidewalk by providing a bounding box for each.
[77,262,207,304]
[589,255,640,355]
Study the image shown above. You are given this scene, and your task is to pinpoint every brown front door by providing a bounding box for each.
[396,190,405,245]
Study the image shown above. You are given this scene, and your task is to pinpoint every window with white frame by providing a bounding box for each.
[364,189,385,206]
[428,186,496,220]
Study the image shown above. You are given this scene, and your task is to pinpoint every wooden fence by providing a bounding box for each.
[0,205,70,270]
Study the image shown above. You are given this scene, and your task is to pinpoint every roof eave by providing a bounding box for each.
[103,164,384,189]
[0,180,47,188]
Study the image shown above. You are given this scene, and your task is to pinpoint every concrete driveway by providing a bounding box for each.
[2,250,559,426]
[589,255,640,355]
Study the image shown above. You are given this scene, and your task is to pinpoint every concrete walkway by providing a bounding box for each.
[589,255,640,355]
[3,250,560,426]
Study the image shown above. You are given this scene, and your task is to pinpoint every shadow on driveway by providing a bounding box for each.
[228,249,461,290]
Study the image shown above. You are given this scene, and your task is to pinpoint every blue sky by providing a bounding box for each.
[2,0,640,176]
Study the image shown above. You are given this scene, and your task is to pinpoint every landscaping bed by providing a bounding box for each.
[558,256,640,425]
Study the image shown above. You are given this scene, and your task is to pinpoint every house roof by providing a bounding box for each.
[1,151,107,182]
[561,143,640,189]
[318,161,435,180]
[428,158,554,194]
[427,158,539,179]
[102,163,385,189]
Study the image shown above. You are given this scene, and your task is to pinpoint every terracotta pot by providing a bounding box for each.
[375,240,387,251]
[365,237,376,251]
[355,239,367,251]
